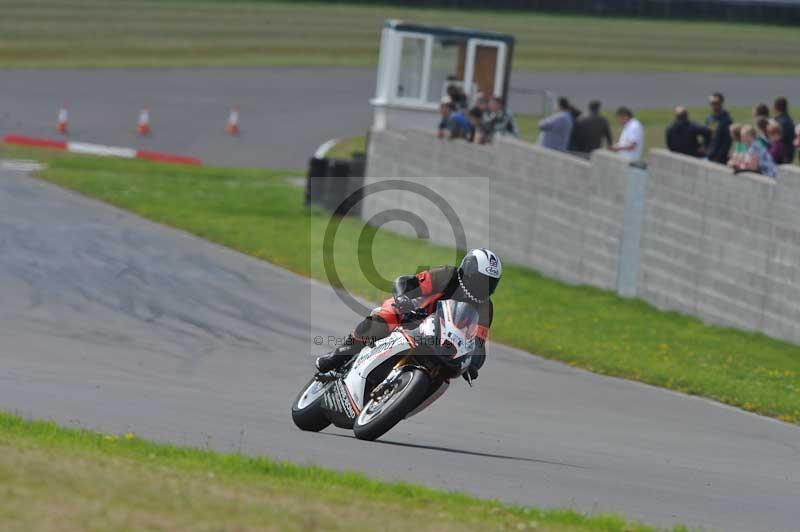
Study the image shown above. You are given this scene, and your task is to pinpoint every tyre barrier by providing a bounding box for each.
[305,150,365,216]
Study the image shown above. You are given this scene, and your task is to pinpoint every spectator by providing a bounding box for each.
[773,97,796,163]
[569,100,612,154]
[728,123,746,167]
[475,93,490,114]
[665,106,711,157]
[437,99,451,137]
[538,97,574,152]
[755,117,771,149]
[446,85,468,110]
[437,99,471,140]
[795,124,800,163]
[467,107,489,144]
[567,105,583,152]
[437,100,449,138]
[487,96,518,138]
[767,121,788,164]
[753,103,770,121]
[705,92,733,164]
[729,125,775,177]
[611,106,644,161]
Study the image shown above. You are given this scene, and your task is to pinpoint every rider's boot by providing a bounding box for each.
[315,335,366,373]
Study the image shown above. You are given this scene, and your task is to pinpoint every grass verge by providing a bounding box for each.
[4,144,799,425]
[1,0,800,74]
[0,411,672,532]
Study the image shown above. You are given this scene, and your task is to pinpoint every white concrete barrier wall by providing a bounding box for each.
[364,129,800,345]
[644,150,800,343]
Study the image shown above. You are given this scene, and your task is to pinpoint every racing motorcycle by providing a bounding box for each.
[291,299,479,441]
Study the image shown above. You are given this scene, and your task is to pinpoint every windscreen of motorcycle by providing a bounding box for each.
[437,300,479,358]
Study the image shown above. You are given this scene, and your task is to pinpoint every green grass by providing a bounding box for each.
[0,411,672,532]
[2,0,800,73]
[5,144,800,426]
[329,106,752,160]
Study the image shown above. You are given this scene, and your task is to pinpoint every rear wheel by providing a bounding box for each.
[353,368,430,441]
[291,376,332,432]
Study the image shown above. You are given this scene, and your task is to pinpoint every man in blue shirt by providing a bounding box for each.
[437,100,472,140]
[538,97,574,152]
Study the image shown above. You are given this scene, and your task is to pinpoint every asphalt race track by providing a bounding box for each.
[2,68,800,169]
[1,166,799,531]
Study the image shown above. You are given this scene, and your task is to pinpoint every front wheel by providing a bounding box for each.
[291,376,332,432]
[353,367,430,441]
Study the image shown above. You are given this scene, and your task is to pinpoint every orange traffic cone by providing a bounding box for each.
[225,104,240,136]
[137,107,151,136]
[56,103,69,135]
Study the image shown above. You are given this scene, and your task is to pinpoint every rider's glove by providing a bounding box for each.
[393,294,416,314]
[463,366,479,382]
[400,308,428,325]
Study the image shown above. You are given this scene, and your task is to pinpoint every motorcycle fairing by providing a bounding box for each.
[438,299,477,358]
[343,330,414,409]
[321,379,358,422]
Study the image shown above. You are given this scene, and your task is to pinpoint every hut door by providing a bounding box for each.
[464,39,507,98]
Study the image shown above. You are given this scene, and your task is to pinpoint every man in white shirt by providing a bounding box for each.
[611,107,644,161]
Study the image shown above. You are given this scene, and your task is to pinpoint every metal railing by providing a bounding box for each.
[507,87,557,118]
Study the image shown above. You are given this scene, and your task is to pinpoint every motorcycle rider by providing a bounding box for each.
[316,248,502,381]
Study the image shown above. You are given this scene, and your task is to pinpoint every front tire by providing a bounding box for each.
[353,368,430,441]
[292,376,332,432]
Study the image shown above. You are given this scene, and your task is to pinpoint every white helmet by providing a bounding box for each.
[457,248,502,303]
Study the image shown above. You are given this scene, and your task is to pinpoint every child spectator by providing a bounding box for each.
[767,122,788,164]
[729,125,776,177]
[705,92,733,164]
[728,123,746,167]
[612,107,644,161]
[773,97,796,163]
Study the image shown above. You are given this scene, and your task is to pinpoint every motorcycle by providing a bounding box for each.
[292,299,479,441]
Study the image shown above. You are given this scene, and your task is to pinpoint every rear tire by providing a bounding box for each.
[353,368,430,441]
[291,376,332,432]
